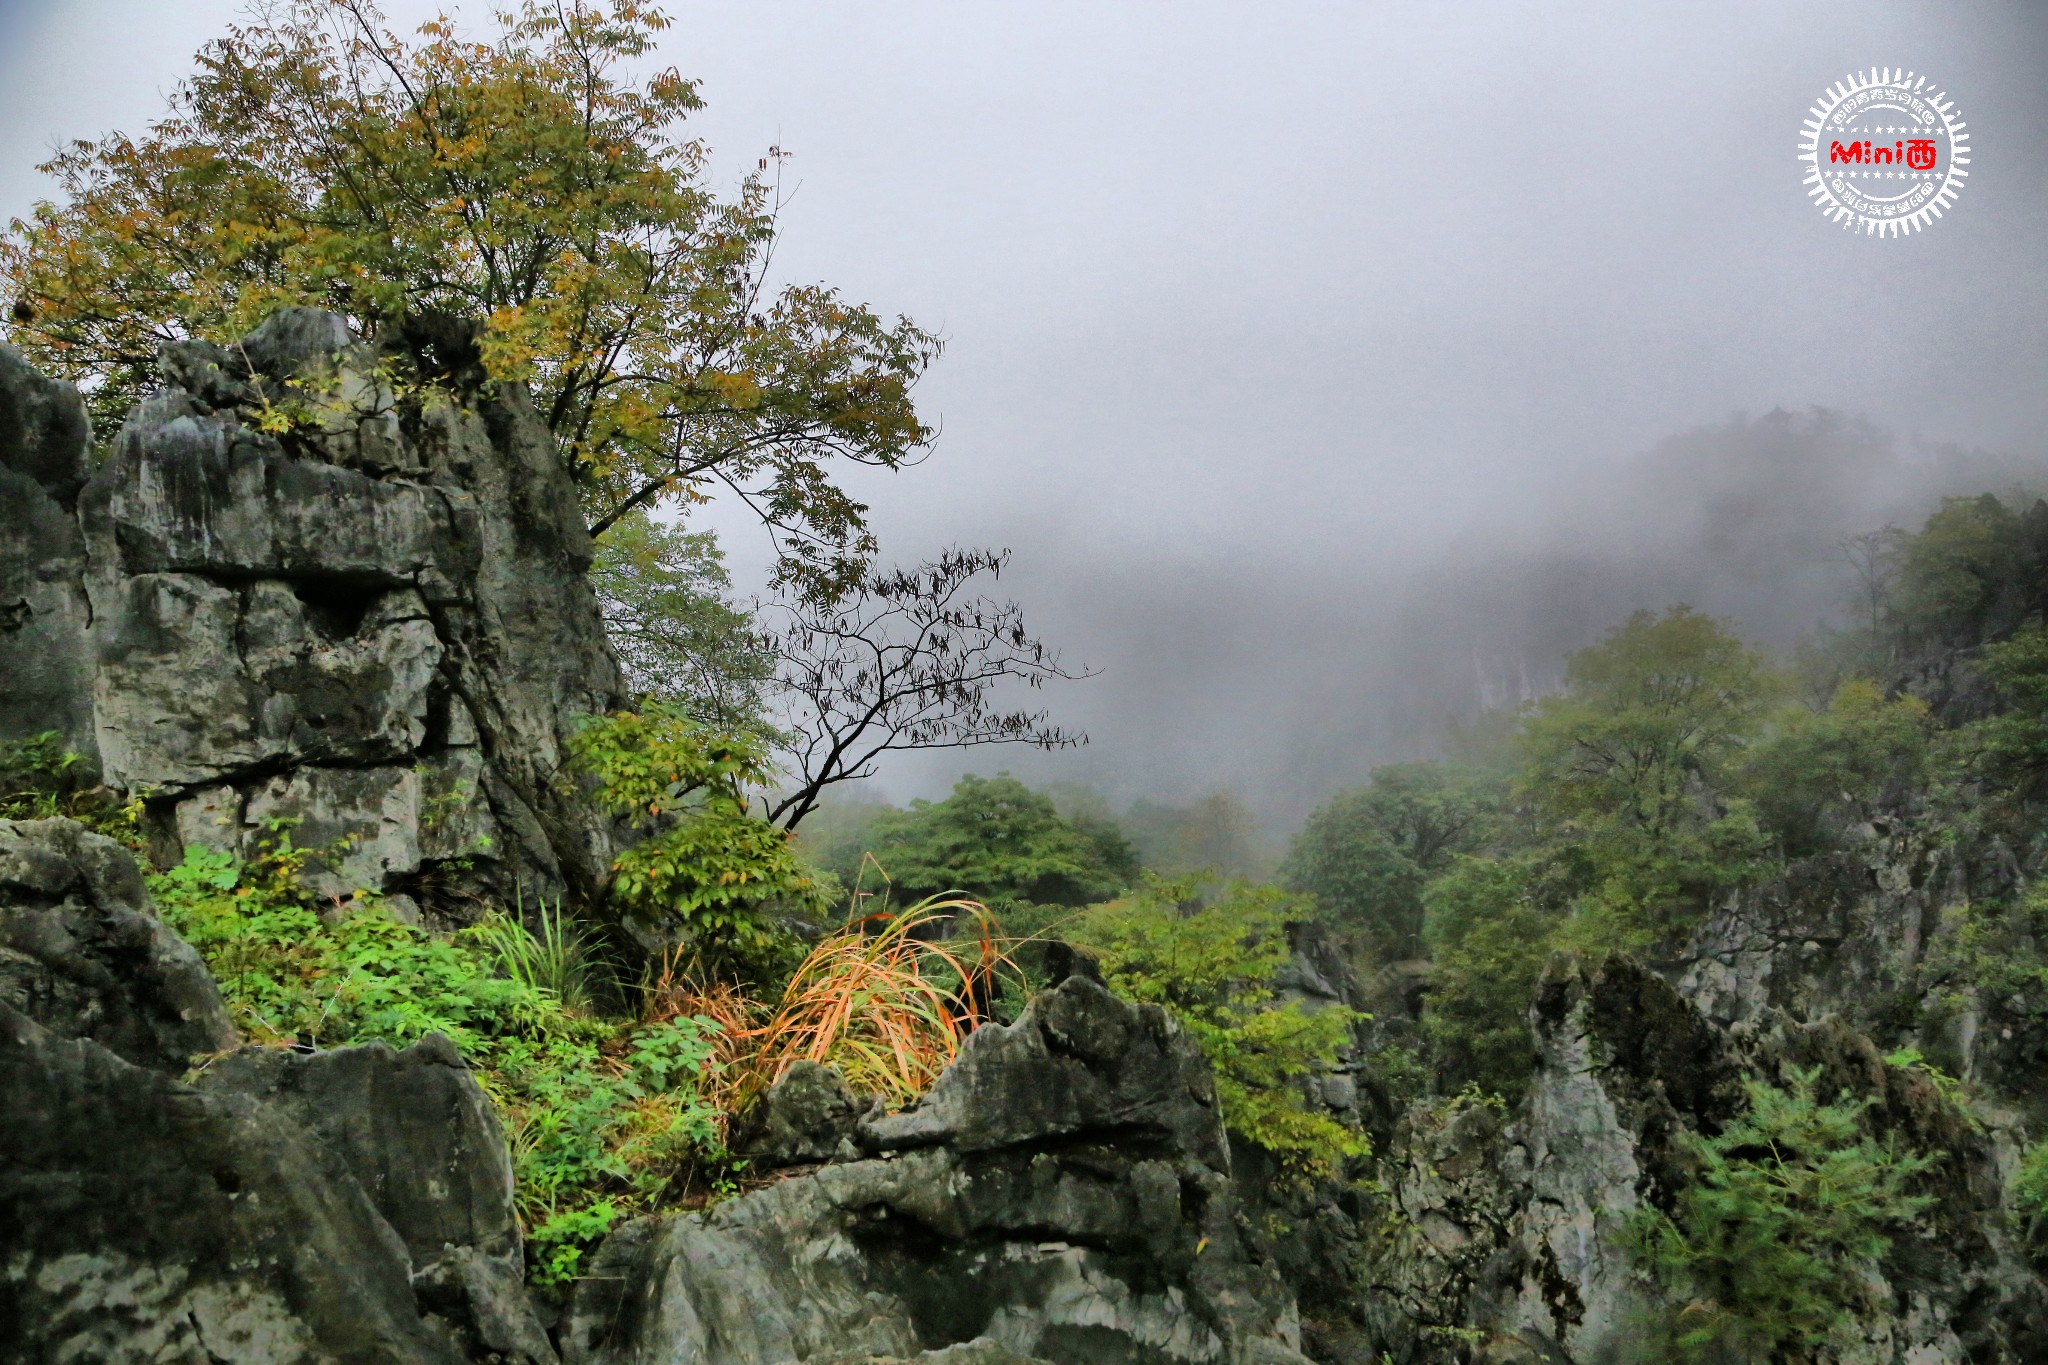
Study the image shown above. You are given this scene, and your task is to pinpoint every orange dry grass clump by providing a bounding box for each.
[646,896,1020,1123]
[747,896,1015,1110]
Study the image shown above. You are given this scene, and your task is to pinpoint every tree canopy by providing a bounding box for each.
[1281,763,1491,960]
[2,0,939,596]
[1519,604,1775,837]
[830,773,1136,912]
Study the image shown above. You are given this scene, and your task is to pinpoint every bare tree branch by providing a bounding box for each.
[758,547,1091,829]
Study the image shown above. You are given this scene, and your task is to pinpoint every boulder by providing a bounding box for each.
[0,1003,468,1364]
[737,1059,868,1168]
[202,1032,522,1268]
[0,818,554,1363]
[564,977,1310,1365]
[204,1033,557,1364]
[0,817,232,1071]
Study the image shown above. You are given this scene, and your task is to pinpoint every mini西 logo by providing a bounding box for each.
[1799,68,1969,237]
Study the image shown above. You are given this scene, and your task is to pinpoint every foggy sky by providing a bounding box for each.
[4,1,2045,826]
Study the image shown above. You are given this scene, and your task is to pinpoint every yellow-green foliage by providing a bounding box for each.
[1,0,940,595]
[1069,876,1366,1174]
[151,842,724,1291]
[571,702,825,963]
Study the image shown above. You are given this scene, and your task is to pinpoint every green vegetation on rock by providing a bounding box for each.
[150,840,726,1289]
[1068,876,1366,1174]
[1630,1068,1936,1360]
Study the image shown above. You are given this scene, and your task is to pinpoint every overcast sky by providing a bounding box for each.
[3,1,2044,823]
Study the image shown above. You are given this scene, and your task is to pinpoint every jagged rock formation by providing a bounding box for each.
[0,815,234,1068]
[1335,956,2048,1364]
[0,345,97,773]
[565,975,1312,1365]
[2,308,622,917]
[0,816,554,1364]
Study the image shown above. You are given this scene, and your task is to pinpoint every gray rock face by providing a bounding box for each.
[0,816,233,1071]
[566,977,1311,1365]
[0,344,97,773]
[6,306,628,914]
[204,1033,557,1364]
[203,1032,522,1270]
[0,1003,469,1365]
[1350,956,2047,1364]
[737,1058,868,1167]
[0,820,554,1363]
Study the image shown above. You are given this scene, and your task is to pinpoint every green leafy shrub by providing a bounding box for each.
[1961,623,2048,805]
[833,773,1137,913]
[1630,1067,1936,1360]
[0,730,136,840]
[151,843,725,1291]
[571,702,825,964]
[2009,1137,2048,1265]
[1740,681,1931,854]
[1069,875,1366,1174]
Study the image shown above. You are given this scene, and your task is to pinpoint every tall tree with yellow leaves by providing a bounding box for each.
[2,0,940,598]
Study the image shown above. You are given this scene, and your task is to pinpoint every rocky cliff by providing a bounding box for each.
[1,308,622,920]
[0,316,1318,1365]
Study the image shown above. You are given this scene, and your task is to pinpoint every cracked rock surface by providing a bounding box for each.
[566,976,1313,1365]
[6,307,623,916]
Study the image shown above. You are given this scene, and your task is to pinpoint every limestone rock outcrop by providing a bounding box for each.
[0,816,554,1364]
[6,309,623,916]
[565,975,1312,1365]
[1346,956,2048,1364]
[0,816,233,1072]
[0,344,97,774]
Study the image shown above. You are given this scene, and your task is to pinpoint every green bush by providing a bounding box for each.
[1069,875,1366,1174]
[2009,1137,2048,1265]
[1630,1067,1935,1360]
[1740,681,1930,854]
[1962,623,2048,806]
[571,702,826,966]
[1419,855,1554,1102]
[834,773,1137,913]
[151,843,725,1290]
[0,730,134,839]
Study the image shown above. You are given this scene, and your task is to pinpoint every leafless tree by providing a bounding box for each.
[1836,526,1907,641]
[759,548,1089,828]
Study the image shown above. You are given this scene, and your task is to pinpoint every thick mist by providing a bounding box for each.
[3,0,2045,829]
